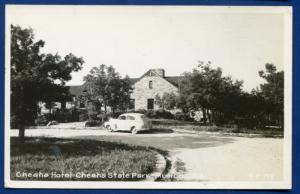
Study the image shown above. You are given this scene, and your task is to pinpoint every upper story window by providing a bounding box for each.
[149,81,153,89]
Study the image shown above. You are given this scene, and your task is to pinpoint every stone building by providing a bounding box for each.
[68,68,182,111]
[130,69,181,110]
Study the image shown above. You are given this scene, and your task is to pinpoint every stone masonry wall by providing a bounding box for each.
[131,75,178,110]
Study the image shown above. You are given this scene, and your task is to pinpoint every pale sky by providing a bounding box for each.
[6,6,289,91]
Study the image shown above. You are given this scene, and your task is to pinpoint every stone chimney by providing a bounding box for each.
[151,68,165,77]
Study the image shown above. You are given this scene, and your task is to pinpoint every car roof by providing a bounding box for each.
[120,113,144,117]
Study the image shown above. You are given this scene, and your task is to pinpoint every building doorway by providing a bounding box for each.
[147,99,154,110]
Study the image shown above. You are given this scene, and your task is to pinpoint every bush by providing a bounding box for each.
[132,109,147,114]
[11,115,20,128]
[43,109,80,123]
[156,109,174,119]
[79,110,89,121]
[46,120,59,126]
[174,112,194,121]
[34,108,83,126]
[144,109,174,119]
[88,113,98,120]
[34,115,50,126]
[110,111,123,118]
[85,119,103,127]
[97,113,110,122]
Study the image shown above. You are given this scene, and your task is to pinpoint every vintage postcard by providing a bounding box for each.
[4,5,292,189]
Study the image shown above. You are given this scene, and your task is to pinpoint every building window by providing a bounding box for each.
[147,99,154,110]
[149,81,153,89]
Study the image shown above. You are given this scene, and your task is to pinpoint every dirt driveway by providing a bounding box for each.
[10,125,283,182]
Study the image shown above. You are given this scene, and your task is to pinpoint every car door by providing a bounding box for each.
[116,115,127,131]
[126,115,136,131]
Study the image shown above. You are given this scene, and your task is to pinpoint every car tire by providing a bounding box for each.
[106,125,113,132]
[131,126,138,134]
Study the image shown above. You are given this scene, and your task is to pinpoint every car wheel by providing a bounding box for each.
[131,126,138,134]
[106,125,113,132]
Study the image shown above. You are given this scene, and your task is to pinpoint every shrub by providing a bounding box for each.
[88,113,98,120]
[43,109,80,123]
[79,110,89,121]
[144,109,174,119]
[174,112,194,121]
[97,113,110,122]
[85,119,103,127]
[34,108,83,126]
[110,111,123,118]
[155,109,174,119]
[11,115,20,128]
[46,120,59,126]
[145,109,155,118]
[133,109,147,114]
[34,115,50,126]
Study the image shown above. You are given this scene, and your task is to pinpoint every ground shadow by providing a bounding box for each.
[139,128,174,134]
[106,128,174,134]
[80,131,235,150]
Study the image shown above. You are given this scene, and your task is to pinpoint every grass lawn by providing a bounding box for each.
[10,137,157,181]
[151,119,283,137]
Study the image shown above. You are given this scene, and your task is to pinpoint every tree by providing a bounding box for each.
[83,64,132,114]
[258,63,284,127]
[155,92,178,110]
[11,25,84,138]
[177,61,243,125]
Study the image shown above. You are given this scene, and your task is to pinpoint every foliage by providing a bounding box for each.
[78,109,89,122]
[177,61,283,129]
[258,63,284,127]
[34,109,81,125]
[177,61,243,125]
[84,119,103,127]
[145,109,174,119]
[174,112,194,122]
[154,92,178,110]
[34,115,50,126]
[97,113,111,122]
[131,109,147,114]
[151,119,283,137]
[108,111,124,118]
[10,25,84,137]
[10,137,157,181]
[83,64,133,113]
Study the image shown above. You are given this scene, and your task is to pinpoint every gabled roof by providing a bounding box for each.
[130,69,183,87]
[68,69,184,96]
[129,76,183,87]
[164,76,184,87]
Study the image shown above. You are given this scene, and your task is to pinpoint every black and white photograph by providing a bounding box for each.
[4,5,292,189]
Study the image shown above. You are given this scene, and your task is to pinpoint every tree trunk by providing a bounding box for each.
[279,112,284,129]
[202,108,207,125]
[211,110,216,125]
[206,109,211,125]
[61,101,66,110]
[18,125,25,140]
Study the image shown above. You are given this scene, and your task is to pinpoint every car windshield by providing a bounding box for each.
[118,115,126,120]
[126,116,135,120]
